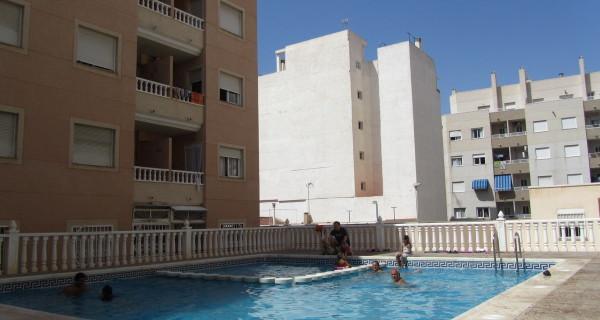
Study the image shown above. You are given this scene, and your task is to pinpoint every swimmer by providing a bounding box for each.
[100,285,113,301]
[391,269,406,285]
[335,254,351,269]
[370,261,383,272]
[63,272,87,296]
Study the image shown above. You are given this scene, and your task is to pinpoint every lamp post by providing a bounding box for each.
[306,182,314,214]
[391,206,397,223]
[272,202,277,226]
[347,210,351,223]
[413,182,422,217]
[372,201,379,222]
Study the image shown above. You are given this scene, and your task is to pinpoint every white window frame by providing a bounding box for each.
[70,119,119,170]
[454,208,466,219]
[533,120,548,133]
[561,117,578,130]
[74,22,120,74]
[451,156,463,167]
[219,71,243,106]
[567,173,583,185]
[219,1,244,38]
[218,145,244,179]
[476,207,490,219]
[471,127,484,139]
[538,175,553,187]
[535,147,551,160]
[449,130,462,141]
[472,153,486,166]
[0,105,24,164]
[452,181,465,193]
[0,0,30,51]
[564,144,580,158]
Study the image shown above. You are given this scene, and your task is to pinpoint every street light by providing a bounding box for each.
[391,206,397,222]
[413,182,422,217]
[272,202,277,226]
[306,182,314,214]
[372,200,379,222]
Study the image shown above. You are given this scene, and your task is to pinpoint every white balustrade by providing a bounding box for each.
[134,166,203,185]
[138,0,171,16]
[174,8,204,29]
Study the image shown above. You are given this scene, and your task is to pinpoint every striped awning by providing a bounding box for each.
[471,179,489,190]
[494,174,513,192]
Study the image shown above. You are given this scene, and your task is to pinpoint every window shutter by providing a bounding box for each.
[73,124,115,167]
[533,120,548,133]
[0,1,23,47]
[538,176,553,187]
[561,117,577,129]
[0,111,18,158]
[219,2,243,36]
[220,146,242,159]
[449,131,461,138]
[567,174,583,185]
[535,147,551,159]
[219,72,242,94]
[564,145,580,158]
[77,26,117,71]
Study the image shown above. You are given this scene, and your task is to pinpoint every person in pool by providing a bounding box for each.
[100,285,113,301]
[390,269,406,285]
[63,272,87,296]
[370,261,383,272]
[335,254,351,269]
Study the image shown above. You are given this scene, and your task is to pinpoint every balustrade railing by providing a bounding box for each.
[139,0,204,30]
[134,166,203,185]
[136,77,204,105]
[2,218,600,277]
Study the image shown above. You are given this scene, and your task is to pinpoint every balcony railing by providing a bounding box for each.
[491,131,527,139]
[493,159,529,168]
[513,186,529,191]
[589,152,600,158]
[139,0,204,30]
[136,77,204,105]
[134,166,204,185]
[586,124,600,129]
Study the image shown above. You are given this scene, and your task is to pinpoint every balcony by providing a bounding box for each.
[586,123,600,140]
[491,131,527,148]
[493,159,529,175]
[138,0,204,55]
[134,166,204,205]
[589,152,600,168]
[136,77,204,129]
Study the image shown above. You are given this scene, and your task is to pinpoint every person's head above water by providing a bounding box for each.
[74,272,87,287]
[403,235,411,245]
[101,285,113,301]
[333,221,341,230]
[391,269,401,281]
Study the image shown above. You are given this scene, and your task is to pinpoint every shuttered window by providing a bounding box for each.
[449,130,462,141]
[0,111,18,159]
[219,2,243,37]
[219,146,243,178]
[567,174,583,185]
[0,0,23,47]
[73,123,116,168]
[538,175,553,187]
[533,120,548,133]
[535,147,551,160]
[561,117,577,130]
[76,26,118,72]
[564,145,580,158]
[452,181,465,193]
[219,72,242,105]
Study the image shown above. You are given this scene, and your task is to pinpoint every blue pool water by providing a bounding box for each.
[0,264,536,320]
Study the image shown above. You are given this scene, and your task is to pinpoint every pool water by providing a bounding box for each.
[0,264,535,320]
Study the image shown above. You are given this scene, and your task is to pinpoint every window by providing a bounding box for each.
[476,207,490,219]
[535,147,551,160]
[449,130,462,141]
[477,105,490,110]
[357,90,363,100]
[451,156,463,167]
[538,175,553,187]
[76,26,118,72]
[522,206,530,214]
[454,208,466,219]
[564,144,580,158]
[358,121,363,130]
[0,0,24,48]
[72,123,116,168]
[360,181,366,191]
[472,153,486,165]
[355,61,361,69]
[561,117,577,130]
[219,146,243,178]
[219,72,242,106]
[452,181,465,193]
[359,151,364,160]
[219,1,243,37]
[0,111,18,159]
[533,120,548,133]
[520,179,529,187]
[567,173,583,185]
[471,128,484,139]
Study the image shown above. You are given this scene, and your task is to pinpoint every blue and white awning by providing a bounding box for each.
[494,175,513,192]
[471,179,489,190]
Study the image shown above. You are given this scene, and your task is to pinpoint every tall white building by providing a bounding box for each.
[442,57,600,220]
[259,30,446,224]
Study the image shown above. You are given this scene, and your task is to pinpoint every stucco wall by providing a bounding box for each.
[529,184,600,219]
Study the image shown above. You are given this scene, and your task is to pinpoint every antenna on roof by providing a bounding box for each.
[341,18,349,29]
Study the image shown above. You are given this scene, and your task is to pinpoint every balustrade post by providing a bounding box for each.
[181,220,192,260]
[5,221,21,275]
[495,212,507,252]
[375,220,385,251]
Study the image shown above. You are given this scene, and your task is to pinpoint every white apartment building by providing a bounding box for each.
[443,57,600,220]
[259,30,446,224]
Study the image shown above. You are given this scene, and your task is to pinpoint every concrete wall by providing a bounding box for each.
[530,183,600,219]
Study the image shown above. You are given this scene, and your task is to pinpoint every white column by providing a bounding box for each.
[445,226,451,252]
[20,236,29,274]
[467,226,473,252]
[30,236,39,273]
[452,226,458,252]
[579,56,588,99]
[60,236,68,271]
[459,225,465,252]
[474,226,480,252]
[41,236,49,272]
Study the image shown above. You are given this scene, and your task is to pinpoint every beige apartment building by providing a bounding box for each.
[0,0,259,232]
[443,57,600,220]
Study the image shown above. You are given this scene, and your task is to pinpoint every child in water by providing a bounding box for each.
[335,254,351,269]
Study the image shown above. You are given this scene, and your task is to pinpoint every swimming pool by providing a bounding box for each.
[0,261,537,320]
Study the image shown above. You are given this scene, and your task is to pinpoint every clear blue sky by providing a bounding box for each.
[258,0,600,114]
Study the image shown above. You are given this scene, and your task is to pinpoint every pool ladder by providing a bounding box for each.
[492,230,503,270]
[514,232,525,271]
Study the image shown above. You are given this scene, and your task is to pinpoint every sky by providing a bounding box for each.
[257,0,600,114]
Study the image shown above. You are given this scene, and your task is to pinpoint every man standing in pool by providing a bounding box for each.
[330,221,352,256]
[63,272,88,296]
[390,269,407,285]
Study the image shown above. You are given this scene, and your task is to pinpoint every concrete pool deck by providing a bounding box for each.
[0,253,598,320]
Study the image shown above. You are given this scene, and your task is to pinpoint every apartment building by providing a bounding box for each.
[443,57,600,220]
[0,0,258,232]
[259,31,446,224]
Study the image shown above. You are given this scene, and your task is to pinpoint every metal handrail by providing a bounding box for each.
[514,232,524,271]
[492,229,503,270]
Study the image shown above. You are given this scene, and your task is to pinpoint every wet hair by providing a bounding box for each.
[333,221,341,226]
[74,272,87,282]
[101,285,113,301]
[543,270,551,277]
[373,261,380,266]
[403,235,411,243]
